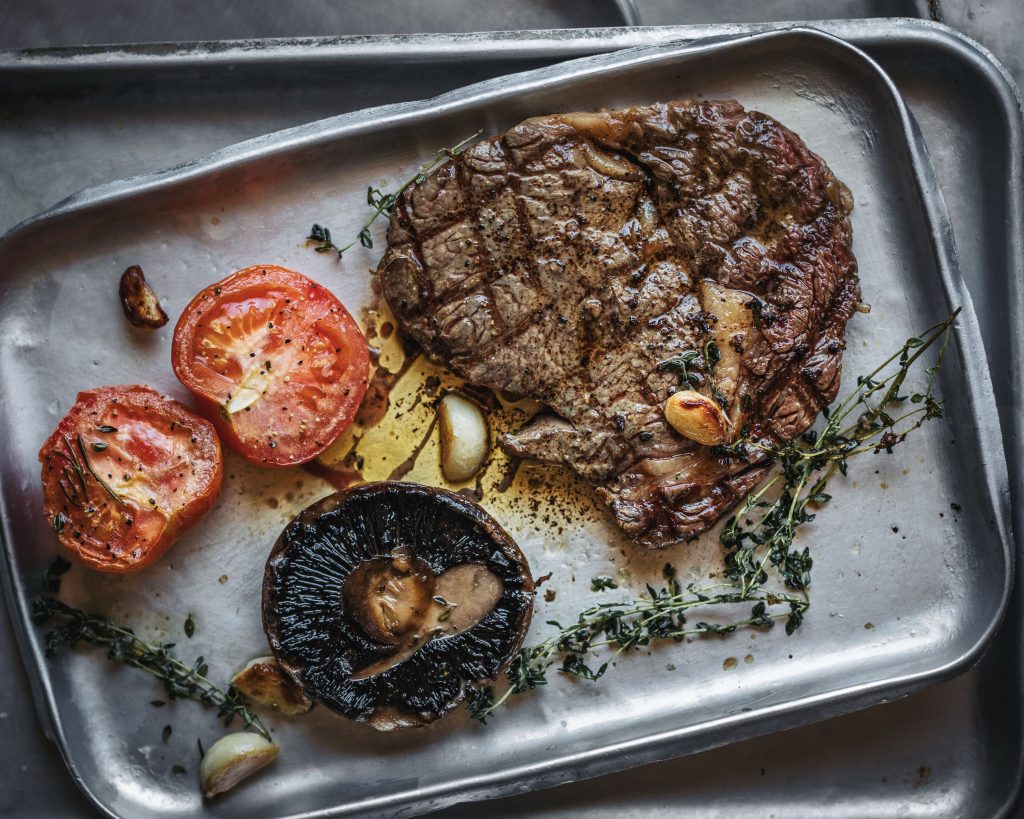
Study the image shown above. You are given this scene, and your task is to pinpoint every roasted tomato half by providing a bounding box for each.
[172,265,369,467]
[39,385,224,573]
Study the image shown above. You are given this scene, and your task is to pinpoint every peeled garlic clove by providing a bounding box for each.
[438,393,489,482]
[700,279,756,430]
[664,390,729,446]
[231,656,313,716]
[200,732,279,798]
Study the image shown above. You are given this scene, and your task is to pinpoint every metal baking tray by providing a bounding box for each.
[0,19,1020,819]
[0,23,1016,819]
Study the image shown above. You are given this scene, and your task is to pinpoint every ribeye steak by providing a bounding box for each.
[376,100,859,548]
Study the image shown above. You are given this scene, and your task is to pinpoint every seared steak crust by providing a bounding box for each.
[377,100,859,548]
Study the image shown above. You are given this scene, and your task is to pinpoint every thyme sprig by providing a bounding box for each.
[468,566,805,722]
[468,311,958,723]
[32,597,270,741]
[657,341,722,389]
[51,434,125,509]
[719,309,958,596]
[656,349,703,388]
[308,129,483,259]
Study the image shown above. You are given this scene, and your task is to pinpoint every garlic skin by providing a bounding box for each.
[199,732,279,798]
[438,393,489,482]
[231,656,312,715]
[700,279,756,432]
[664,390,730,446]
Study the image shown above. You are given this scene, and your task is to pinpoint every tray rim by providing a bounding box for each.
[0,23,1016,819]
[0,10,949,72]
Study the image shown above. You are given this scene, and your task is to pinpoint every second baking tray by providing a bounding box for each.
[0,26,1013,819]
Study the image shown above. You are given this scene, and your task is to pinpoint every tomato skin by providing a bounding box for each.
[39,385,223,574]
[172,265,369,467]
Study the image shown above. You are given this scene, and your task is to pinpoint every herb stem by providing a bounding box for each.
[32,597,270,741]
[468,310,959,724]
[75,434,125,506]
[309,130,483,259]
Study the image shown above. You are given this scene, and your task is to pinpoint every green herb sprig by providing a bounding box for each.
[468,565,803,722]
[656,340,722,390]
[308,130,483,260]
[719,309,957,597]
[32,597,270,741]
[51,433,125,511]
[468,311,958,723]
[656,350,703,388]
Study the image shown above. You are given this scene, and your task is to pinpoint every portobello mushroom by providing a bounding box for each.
[262,482,534,730]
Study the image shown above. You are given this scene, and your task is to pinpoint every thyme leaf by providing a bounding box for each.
[656,350,703,388]
[32,597,270,741]
[468,311,959,723]
[307,130,483,260]
[42,555,71,594]
[702,339,721,373]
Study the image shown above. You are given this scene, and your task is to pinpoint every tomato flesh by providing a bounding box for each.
[39,385,223,573]
[172,265,369,466]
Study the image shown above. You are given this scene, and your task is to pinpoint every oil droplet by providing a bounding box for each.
[722,657,738,671]
[218,575,228,584]
[864,622,875,630]
[744,654,754,664]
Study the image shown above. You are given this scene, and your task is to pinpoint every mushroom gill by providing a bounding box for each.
[262,482,534,730]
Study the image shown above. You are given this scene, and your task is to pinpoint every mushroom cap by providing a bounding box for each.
[262,481,534,729]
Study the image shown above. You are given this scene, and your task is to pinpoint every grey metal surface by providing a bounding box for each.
[0,24,1013,819]
[632,0,932,23]
[635,0,1022,90]
[0,0,641,46]
[0,0,937,48]
[0,18,1022,819]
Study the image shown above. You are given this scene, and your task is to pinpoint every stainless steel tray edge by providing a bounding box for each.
[0,25,1014,819]
[0,17,968,75]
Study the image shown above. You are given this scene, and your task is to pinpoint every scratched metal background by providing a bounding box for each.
[0,2,1021,818]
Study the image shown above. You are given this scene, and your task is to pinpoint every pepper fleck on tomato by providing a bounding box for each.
[39,385,224,573]
[171,265,370,466]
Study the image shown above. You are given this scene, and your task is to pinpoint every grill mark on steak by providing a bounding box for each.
[378,100,859,548]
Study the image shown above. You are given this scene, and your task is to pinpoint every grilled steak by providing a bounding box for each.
[377,100,859,548]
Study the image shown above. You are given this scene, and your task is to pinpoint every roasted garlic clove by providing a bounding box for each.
[664,390,729,446]
[231,656,312,716]
[700,279,756,433]
[199,732,279,798]
[119,265,169,329]
[438,392,489,482]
